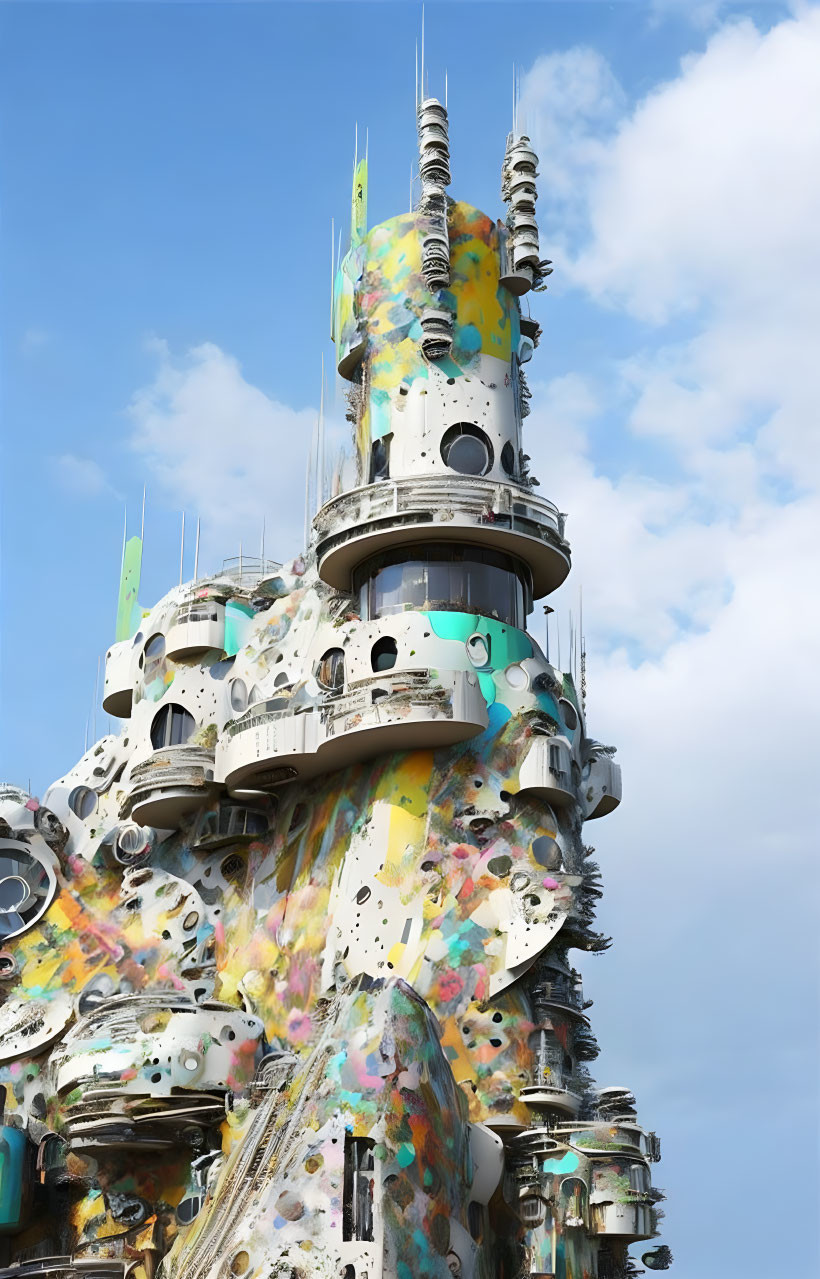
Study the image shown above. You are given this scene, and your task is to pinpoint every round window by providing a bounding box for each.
[316,649,345,692]
[230,679,248,713]
[505,663,529,690]
[69,785,97,820]
[466,633,490,667]
[371,637,398,673]
[560,698,578,732]
[440,424,493,476]
[116,823,150,862]
[144,633,165,660]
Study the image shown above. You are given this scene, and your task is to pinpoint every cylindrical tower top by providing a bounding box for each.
[315,116,569,601]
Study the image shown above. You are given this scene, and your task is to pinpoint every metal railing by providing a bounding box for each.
[314,475,566,542]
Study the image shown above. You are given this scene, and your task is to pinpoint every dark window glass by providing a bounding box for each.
[355,545,531,627]
[371,637,398,672]
[316,648,345,692]
[69,786,97,820]
[144,634,165,660]
[343,1137,375,1242]
[440,424,493,476]
[150,704,195,749]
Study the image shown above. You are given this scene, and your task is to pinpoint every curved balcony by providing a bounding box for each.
[122,746,216,827]
[102,640,133,718]
[583,755,622,820]
[312,476,570,598]
[517,735,575,807]
[591,1200,654,1240]
[166,600,226,660]
[555,1123,650,1158]
[216,668,488,790]
[0,1262,131,1279]
[519,1083,583,1117]
[53,996,263,1148]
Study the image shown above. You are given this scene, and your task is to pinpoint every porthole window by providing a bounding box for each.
[505,663,529,690]
[466,633,490,667]
[69,786,97,821]
[0,841,56,941]
[371,637,398,673]
[248,685,263,706]
[144,634,165,660]
[440,424,493,476]
[500,441,516,476]
[229,679,248,714]
[150,704,195,750]
[115,823,150,863]
[316,648,345,693]
[560,699,578,732]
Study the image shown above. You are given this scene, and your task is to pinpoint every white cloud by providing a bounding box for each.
[126,340,347,568]
[49,453,120,499]
[21,327,49,353]
[519,16,820,1260]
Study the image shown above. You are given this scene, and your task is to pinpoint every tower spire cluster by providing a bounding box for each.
[0,83,669,1279]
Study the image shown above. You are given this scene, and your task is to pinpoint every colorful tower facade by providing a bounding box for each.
[0,98,671,1279]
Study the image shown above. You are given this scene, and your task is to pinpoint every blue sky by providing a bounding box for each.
[2,3,818,1276]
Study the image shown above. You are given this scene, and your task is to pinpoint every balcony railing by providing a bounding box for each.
[312,474,570,596]
[217,668,487,789]
[123,745,216,826]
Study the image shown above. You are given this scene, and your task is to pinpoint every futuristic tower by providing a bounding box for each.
[0,97,671,1279]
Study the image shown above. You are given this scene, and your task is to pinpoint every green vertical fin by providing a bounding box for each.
[115,535,143,642]
[351,157,368,247]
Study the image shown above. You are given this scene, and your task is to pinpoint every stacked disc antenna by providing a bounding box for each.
[417,98,453,359]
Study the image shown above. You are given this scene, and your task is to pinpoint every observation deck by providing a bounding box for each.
[313,475,570,598]
[216,668,488,790]
[517,734,576,807]
[102,639,133,717]
[582,754,623,819]
[122,746,216,827]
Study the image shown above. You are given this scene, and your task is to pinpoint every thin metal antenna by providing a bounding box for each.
[179,510,185,586]
[318,353,326,509]
[445,69,448,111]
[119,505,127,628]
[194,517,200,580]
[580,586,587,712]
[415,40,418,111]
[303,432,311,549]
[512,63,516,134]
[543,604,554,664]
[93,655,100,742]
[421,4,425,104]
[569,609,574,681]
[330,216,335,340]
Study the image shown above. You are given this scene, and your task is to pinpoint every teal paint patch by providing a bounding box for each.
[536,690,561,724]
[477,671,496,705]
[542,1151,580,1174]
[0,1126,26,1228]
[397,1142,416,1168]
[224,601,255,657]
[458,323,482,353]
[425,612,532,667]
[370,387,392,440]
